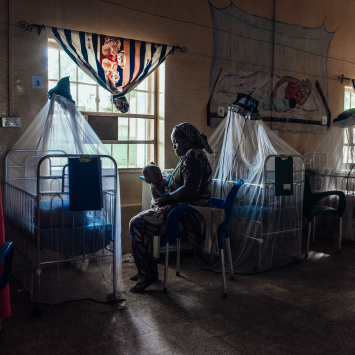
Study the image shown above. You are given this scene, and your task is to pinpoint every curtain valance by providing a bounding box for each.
[47,27,174,113]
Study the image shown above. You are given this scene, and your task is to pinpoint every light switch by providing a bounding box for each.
[2,117,21,127]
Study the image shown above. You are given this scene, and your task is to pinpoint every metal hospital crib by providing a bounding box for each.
[4,149,121,304]
[210,154,305,273]
[304,152,355,242]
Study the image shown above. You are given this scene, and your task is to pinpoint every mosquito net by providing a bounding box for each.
[304,109,355,242]
[4,78,124,304]
[205,103,305,274]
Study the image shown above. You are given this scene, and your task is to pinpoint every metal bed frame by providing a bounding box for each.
[213,154,305,268]
[4,149,121,301]
[304,151,355,242]
[304,151,355,192]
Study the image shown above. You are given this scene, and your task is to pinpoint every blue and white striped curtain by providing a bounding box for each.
[47,27,174,113]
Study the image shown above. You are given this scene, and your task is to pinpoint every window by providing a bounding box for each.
[344,86,355,110]
[343,87,355,164]
[48,40,163,168]
[343,128,355,164]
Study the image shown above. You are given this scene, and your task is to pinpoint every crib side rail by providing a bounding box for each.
[4,183,38,267]
[304,152,328,171]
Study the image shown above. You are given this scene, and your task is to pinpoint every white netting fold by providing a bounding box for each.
[304,113,355,242]
[205,107,304,273]
[4,94,124,304]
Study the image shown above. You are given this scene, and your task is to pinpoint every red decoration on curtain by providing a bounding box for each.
[49,28,174,113]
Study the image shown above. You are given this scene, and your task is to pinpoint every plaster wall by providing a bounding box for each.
[1,0,355,252]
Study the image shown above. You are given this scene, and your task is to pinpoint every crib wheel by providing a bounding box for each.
[31,306,41,318]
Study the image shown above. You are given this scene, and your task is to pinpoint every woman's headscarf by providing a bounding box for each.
[174,123,213,154]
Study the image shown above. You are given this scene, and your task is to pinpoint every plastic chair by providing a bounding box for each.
[303,175,346,258]
[163,179,244,299]
[0,242,14,292]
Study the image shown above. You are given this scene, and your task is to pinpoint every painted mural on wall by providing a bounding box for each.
[208,3,334,133]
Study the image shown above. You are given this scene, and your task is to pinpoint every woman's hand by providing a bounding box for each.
[156,194,170,207]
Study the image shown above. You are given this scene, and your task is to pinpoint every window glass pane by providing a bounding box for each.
[344,128,349,144]
[136,118,146,140]
[345,92,351,110]
[129,117,137,140]
[48,48,59,80]
[78,68,96,84]
[118,117,128,140]
[130,91,137,114]
[113,144,128,168]
[351,93,355,109]
[159,63,165,117]
[159,63,165,92]
[344,145,355,163]
[148,90,154,115]
[148,73,155,91]
[128,143,154,168]
[136,79,147,91]
[135,118,154,140]
[99,87,112,113]
[343,146,348,164]
[77,84,97,112]
[137,92,147,114]
[101,150,113,168]
[60,51,77,81]
[71,83,77,103]
[48,80,58,91]
[129,144,136,166]
[103,144,112,154]
[147,75,154,115]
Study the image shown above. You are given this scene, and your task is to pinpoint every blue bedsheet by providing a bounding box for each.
[39,220,113,255]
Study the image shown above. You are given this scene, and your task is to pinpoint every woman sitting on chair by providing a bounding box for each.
[129,123,213,293]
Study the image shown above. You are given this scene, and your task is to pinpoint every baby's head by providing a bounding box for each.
[299,79,312,100]
[143,163,162,185]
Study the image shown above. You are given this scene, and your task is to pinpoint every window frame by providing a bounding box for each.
[344,86,355,110]
[343,87,355,165]
[48,40,160,169]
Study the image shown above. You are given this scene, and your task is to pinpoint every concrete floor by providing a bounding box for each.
[2,236,355,355]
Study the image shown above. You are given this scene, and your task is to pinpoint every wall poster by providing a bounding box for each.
[208,3,334,134]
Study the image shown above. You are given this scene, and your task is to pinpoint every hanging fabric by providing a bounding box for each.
[47,27,174,113]
[4,78,124,304]
[205,101,305,274]
[304,109,355,242]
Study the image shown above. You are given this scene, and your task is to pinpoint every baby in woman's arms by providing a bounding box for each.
[142,163,166,207]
